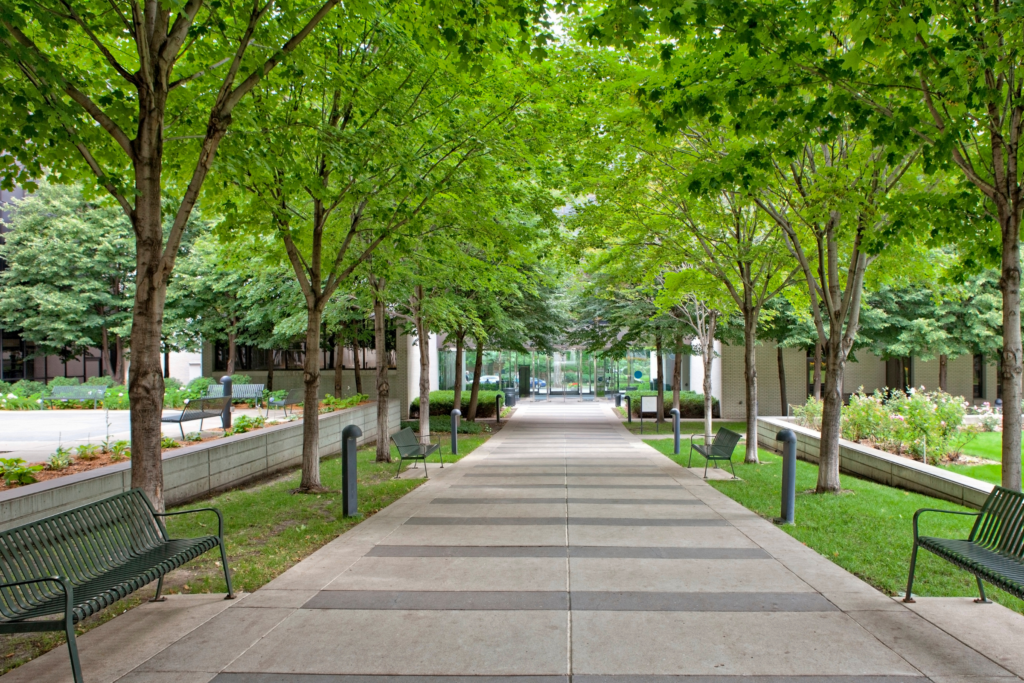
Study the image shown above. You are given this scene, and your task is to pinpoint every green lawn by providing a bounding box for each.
[940,431,1021,484]
[621,419,746,436]
[0,435,486,674]
[646,439,1024,614]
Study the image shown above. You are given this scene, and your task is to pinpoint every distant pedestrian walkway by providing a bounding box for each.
[6,402,1024,682]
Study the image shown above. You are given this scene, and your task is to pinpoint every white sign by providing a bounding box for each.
[640,396,658,415]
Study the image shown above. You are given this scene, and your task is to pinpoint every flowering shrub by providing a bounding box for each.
[795,387,970,465]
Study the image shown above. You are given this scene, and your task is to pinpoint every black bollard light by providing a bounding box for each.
[496,394,503,424]
[670,408,680,455]
[220,375,233,430]
[451,409,461,457]
[342,424,362,517]
[776,429,797,525]
[625,395,632,423]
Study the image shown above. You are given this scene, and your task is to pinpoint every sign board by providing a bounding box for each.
[640,396,658,415]
[633,370,643,381]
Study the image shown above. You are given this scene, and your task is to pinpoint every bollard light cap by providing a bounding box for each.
[776,428,796,442]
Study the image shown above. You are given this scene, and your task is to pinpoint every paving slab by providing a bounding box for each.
[15,401,1023,683]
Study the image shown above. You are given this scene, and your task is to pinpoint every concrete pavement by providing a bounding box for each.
[4,402,1023,683]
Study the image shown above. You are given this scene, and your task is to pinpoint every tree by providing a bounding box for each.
[0,183,133,381]
[665,294,719,443]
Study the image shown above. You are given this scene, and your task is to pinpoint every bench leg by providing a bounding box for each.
[220,539,236,599]
[394,456,404,479]
[975,577,991,604]
[729,458,737,479]
[65,612,84,683]
[903,541,919,603]
[180,424,186,440]
[150,576,167,602]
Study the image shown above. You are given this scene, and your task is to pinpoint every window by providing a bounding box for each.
[806,346,825,395]
[973,354,985,399]
[213,344,271,372]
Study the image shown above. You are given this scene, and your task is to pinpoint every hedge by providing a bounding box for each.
[410,390,502,418]
[400,416,489,434]
[625,389,720,419]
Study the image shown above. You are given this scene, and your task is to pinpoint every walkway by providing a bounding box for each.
[6,402,1024,682]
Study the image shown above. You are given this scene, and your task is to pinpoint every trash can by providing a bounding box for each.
[503,388,516,408]
[615,393,622,408]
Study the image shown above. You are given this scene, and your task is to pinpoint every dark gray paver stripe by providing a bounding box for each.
[365,546,771,559]
[367,545,569,558]
[299,591,835,612]
[569,547,771,559]
[462,473,667,478]
[404,517,728,526]
[570,591,837,612]
[303,590,568,611]
[213,675,569,683]
[448,484,685,489]
[573,677,927,683]
[428,498,702,505]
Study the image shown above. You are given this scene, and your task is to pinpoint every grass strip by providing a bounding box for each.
[644,438,1024,614]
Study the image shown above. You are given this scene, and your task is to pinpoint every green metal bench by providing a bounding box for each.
[42,385,107,409]
[391,426,443,479]
[161,395,231,439]
[687,427,742,479]
[0,489,234,683]
[266,387,303,417]
[204,382,266,407]
[904,485,1024,604]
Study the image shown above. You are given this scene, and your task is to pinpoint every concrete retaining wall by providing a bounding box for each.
[0,401,400,531]
[756,416,993,509]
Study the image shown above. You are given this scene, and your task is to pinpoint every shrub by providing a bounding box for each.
[227,414,265,435]
[10,380,45,397]
[793,397,824,431]
[75,443,101,460]
[184,431,203,442]
[229,374,252,385]
[0,457,44,485]
[321,393,368,413]
[0,392,44,410]
[110,440,131,461]
[103,387,130,409]
[161,436,181,449]
[0,381,9,395]
[410,390,501,418]
[185,376,215,395]
[163,377,184,391]
[48,376,80,387]
[85,376,116,387]
[400,416,489,434]
[625,390,719,418]
[46,447,74,470]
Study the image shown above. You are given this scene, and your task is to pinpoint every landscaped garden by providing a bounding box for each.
[650,438,1024,614]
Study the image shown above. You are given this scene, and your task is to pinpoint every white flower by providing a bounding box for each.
[118,393,123,397]
[36,399,42,404]
[6,393,14,399]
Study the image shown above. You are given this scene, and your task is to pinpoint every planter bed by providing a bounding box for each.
[0,400,400,531]
[756,416,993,509]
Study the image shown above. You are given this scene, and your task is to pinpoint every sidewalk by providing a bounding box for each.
[5,402,1023,682]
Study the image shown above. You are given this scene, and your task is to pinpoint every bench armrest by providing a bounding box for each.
[0,576,74,616]
[912,508,981,542]
[688,433,708,448]
[155,507,225,541]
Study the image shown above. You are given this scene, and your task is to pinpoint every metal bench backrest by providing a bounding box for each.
[0,490,164,620]
[710,428,743,457]
[269,388,304,405]
[180,395,230,420]
[204,384,265,400]
[391,427,422,456]
[970,486,1024,559]
[47,386,106,400]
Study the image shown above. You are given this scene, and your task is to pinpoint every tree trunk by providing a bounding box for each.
[816,338,846,493]
[415,286,431,445]
[467,342,484,421]
[226,330,237,376]
[655,335,664,423]
[296,306,326,493]
[742,308,759,464]
[999,210,1023,491]
[374,289,390,462]
[813,343,822,400]
[128,184,169,510]
[267,362,274,392]
[114,335,126,385]
[778,344,788,415]
[938,354,948,393]
[352,337,363,395]
[334,341,343,397]
[702,337,714,446]
[453,331,465,412]
[101,326,111,377]
[672,335,683,412]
